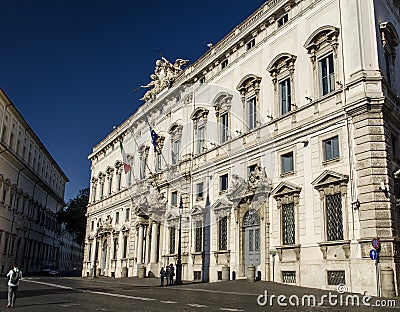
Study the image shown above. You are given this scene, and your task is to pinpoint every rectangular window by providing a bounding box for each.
[117,172,122,191]
[247,97,256,130]
[108,177,113,195]
[197,126,205,154]
[123,236,128,258]
[282,203,295,245]
[125,208,130,222]
[385,53,392,86]
[282,271,296,283]
[220,112,229,143]
[199,77,205,84]
[140,158,146,179]
[171,191,178,207]
[4,233,9,254]
[220,174,228,192]
[115,211,119,225]
[281,152,294,174]
[172,140,180,165]
[279,77,291,115]
[327,271,345,285]
[221,59,228,69]
[246,38,255,51]
[392,135,398,158]
[169,227,176,254]
[319,54,335,96]
[113,238,118,259]
[218,216,228,250]
[197,182,204,199]
[156,152,162,171]
[88,243,92,260]
[326,193,343,241]
[323,136,340,161]
[1,126,7,143]
[91,221,94,231]
[195,221,202,252]
[277,14,288,27]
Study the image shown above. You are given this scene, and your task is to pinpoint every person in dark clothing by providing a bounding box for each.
[159,267,166,287]
[169,263,175,285]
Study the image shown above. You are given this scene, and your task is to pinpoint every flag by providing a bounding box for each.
[150,127,159,152]
[119,141,131,174]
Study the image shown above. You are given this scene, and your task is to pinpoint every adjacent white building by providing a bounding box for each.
[83,0,400,295]
[0,88,83,274]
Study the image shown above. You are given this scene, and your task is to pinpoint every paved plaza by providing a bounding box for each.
[1,276,399,311]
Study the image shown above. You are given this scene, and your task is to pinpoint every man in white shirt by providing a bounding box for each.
[6,263,22,308]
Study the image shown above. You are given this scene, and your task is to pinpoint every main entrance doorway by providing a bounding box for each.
[243,209,260,267]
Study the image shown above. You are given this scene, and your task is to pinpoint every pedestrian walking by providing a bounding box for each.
[6,263,22,308]
[169,263,175,285]
[159,267,166,287]
[165,266,170,286]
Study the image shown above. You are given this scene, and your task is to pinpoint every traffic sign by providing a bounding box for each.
[370,249,378,260]
[372,237,381,251]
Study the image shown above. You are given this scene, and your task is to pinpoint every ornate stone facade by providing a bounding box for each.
[0,88,82,274]
[83,0,400,296]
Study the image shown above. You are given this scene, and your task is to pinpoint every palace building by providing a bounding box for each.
[0,88,83,274]
[83,0,400,295]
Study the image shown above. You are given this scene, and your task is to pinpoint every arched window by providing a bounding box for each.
[379,22,399,88]
[237,74,262,132]
[267,53,297,117]
[213,92,233,144]
[168,123,183,165]
[191,107,209,155]
[304,26,340,98]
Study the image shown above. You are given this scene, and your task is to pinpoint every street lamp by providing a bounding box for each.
[175,196,183,285]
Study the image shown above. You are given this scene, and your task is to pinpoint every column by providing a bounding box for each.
[145,225,150,263]
[137,225,144,264]
[150,221,158,263]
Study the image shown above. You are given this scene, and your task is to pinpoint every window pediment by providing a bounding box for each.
[271,181,301,198]
[190,205,204,216]
[212,92,233,111]
[380,22,399,49]
[236,74,262,95]
[164,209,179,221]
[167,122,183,135]
[190,107,209,121]
[120,224,129,232]
[211,197,233,216]
[312,170,348,189]
[304,25,340,54]
[267,53,297,77]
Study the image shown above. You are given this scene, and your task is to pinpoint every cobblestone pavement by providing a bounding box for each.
[0,276,399,311]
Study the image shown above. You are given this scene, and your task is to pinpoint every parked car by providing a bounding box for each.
[42,266,60,276]
[49,267,60,276]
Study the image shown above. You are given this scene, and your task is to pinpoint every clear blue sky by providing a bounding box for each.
[0,0,266,202]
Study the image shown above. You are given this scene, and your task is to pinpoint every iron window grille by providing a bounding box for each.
[326,193,344,241]
[282,203,295,245]
[327,270,345,285]
[219,216,228,250]
[195,221,203,252]
[169,227,176,254]
[282,271,296,283]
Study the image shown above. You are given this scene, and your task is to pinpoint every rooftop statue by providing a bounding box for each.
[139,57,189,101]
